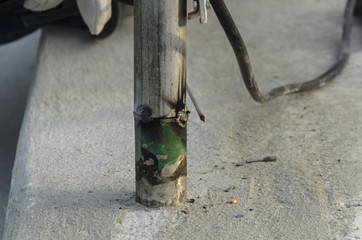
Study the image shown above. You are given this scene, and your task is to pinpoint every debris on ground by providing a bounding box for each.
[245,156,277,163]
[181,210,190,214]
[224,187,232,192]
[233,162,243,167]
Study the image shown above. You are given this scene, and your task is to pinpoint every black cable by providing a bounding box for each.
[209,0,356,103]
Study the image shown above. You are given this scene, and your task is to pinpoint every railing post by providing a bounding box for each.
[134,0,187,207]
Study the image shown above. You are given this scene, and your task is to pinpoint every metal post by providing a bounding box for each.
[134,0,187,207]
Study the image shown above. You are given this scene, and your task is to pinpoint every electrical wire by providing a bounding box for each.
[209,0,356,103]
[186,81,206,121]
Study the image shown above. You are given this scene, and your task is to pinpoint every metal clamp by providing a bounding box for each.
[188,0,211,24]
[134,105,190,128]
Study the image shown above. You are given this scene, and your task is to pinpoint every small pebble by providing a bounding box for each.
[181,210,190,214]
[188,199,195,203]
[224,187,232,192]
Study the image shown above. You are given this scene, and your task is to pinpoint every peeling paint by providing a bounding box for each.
[161,155,185,177]
[138,120,186,172]
[135,118,187,206]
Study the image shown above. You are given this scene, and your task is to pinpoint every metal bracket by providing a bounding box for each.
[187,0,211,24]
[134,105,189,128]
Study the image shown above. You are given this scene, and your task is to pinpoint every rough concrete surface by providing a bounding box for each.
[0,31,41,239]
[3,0,362,239]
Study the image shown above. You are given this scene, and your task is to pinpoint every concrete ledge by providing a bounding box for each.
[4,1,362,239]
[0,30,41,240]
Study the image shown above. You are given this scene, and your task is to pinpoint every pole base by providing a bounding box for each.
[136,176,187,207]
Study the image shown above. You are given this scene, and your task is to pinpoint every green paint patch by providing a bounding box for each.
[141,122,186,171]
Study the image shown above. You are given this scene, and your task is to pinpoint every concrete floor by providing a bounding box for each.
[0,31,41,239]
[2,0,362,239]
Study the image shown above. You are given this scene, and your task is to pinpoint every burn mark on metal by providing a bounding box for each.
[179,0,187,27]
[134,105,153,123]
[138,148,159,183]
[163,63,187,119]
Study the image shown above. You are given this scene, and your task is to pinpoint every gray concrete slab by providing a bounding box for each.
[0,30,41,239]
[3,0,362,239]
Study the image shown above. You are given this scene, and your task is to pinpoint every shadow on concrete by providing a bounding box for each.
[0,30,41,239]
[25,189,138,211]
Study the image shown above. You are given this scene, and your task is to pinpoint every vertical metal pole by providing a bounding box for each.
[134,0,187,207]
